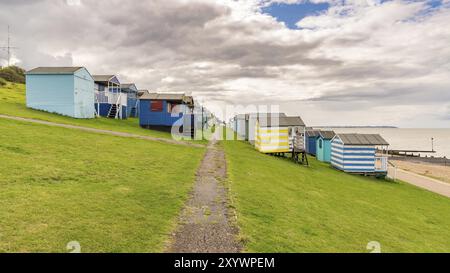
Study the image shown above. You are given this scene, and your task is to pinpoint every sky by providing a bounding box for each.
[0,0,449,127]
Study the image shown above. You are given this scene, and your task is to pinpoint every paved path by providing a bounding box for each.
[0,114,204,148]
[166,138,242,253]
[388,166,450,198]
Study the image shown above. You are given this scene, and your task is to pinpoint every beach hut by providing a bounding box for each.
[331,134,390,176]
[93,75,127,119]
[234,114,248,140]
[247,113,287,145]
[138,92,195,136]
[121,83,139,118]
[25,67,95,119]
[305,130,320,155]
[255,116,306,154]
[316,131,336,163]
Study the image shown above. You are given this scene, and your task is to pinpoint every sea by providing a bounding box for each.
[318,128,450,159]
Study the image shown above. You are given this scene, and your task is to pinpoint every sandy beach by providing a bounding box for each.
[391,159,450,184]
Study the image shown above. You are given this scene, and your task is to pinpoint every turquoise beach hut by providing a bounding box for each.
[26,67,95,119]
[316,131,336,163]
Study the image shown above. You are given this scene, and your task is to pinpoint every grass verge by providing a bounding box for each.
[0,118,205,252]
[223,140,450,253]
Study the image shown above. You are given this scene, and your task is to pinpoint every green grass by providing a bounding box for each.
[223,140,450,253]
[0,82,174,139]
[0,118,205,252]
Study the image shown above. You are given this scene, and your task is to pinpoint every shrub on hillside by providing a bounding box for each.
[0,77,7,87]
[0,66,25,84]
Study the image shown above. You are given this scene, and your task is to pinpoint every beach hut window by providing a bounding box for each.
[167,103,181,114]
[319,139,323,149]
[151,101,163,112]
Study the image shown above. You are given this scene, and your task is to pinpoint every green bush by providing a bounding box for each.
[0,77,7,87]
[0,66,25,84]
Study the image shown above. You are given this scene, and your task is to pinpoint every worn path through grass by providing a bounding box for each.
[0,114,204,148]
[167,138,242,253]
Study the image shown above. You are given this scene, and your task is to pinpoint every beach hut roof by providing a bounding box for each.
[258,116,305,127]
[184,95,194,106]
[139,92,193,105]
[306,130,321,138]
[93,75,121,85]
[26,67,85,75]
[337,134,389,146]
[319,131,336,140]
[120,83,137,89]
[139,92,184,100]
[93,75,116,82]
[247,113,287,118]
[233,113,286,121]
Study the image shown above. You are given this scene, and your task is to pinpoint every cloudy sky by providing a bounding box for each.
[0,0,449,127]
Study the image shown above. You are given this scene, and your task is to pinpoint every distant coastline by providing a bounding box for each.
[313,126,398,129]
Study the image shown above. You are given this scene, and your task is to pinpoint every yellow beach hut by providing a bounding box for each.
[255,116,306,154]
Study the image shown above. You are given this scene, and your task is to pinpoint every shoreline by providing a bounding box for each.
[389,155,449,167]
[390,158,450,184]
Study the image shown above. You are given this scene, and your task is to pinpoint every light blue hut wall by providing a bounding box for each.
[331,137,376,173]
[74,68,95,118]
[316,137,332,162]
[236,118,247,140]
[26,74,75,117]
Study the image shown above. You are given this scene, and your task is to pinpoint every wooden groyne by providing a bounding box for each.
[389,155,449,166]
[388,150,436,157]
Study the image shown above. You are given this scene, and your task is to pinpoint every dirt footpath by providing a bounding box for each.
[166,139,242,253]
[0,114,204,148]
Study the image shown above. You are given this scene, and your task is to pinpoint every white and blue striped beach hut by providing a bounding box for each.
[331,134,390,176]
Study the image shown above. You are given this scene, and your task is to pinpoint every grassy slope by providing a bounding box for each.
[0,83,173,139]
[223,141,450,253]
[0,118,204,252]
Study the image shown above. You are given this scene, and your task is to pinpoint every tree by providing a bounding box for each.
[0,66,25,83]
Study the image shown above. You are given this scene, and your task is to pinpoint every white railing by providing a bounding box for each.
[387,161,397,181]
[115,93,122,119]
[108,92,120,105]
[95,91,128,119]
[121,93,127,107]
[95,91,109,104]
[95,91,127,106]
[375,156,389,172]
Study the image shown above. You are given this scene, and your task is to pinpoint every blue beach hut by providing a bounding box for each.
[138,92,195,135]
[94,75,127,119]
[331,134,390,176]
[305,130,320,155]
[121,83,139,118]
[316,131,336,163]
[25,67,95,119]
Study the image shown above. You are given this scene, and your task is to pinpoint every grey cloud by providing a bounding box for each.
[0,0,449,127]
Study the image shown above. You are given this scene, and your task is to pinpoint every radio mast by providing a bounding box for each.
[0,25,18,67]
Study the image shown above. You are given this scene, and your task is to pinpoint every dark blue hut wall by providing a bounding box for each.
[139,100,183,127]
[95,103,127,119]
[127,96,139,117]
[95,103,110,117]
[306,136,318,155]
